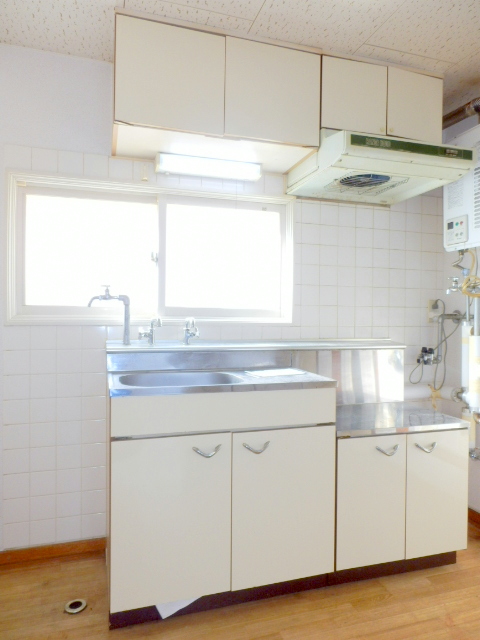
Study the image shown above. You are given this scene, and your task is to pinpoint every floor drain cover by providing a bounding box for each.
[65,599,87,614]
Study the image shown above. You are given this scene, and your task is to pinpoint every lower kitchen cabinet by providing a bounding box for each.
[110,425,336,613]
[336,434,406,571]
[110,433,232,613]
[336,429,469,572]
[405,430,469,559]
[231,425,336,590]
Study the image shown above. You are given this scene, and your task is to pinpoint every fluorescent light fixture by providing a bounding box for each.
[155,152,262,181]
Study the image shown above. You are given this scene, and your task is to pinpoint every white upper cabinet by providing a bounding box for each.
[225,38,320,147]
[115,15,225,136]
[321,56,388,136]
[387,66,443,144]
[113,15,443,156]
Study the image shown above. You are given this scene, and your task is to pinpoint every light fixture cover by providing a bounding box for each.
[155,152,262,181]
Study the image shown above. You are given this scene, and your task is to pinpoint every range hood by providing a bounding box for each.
[286,130,476,205]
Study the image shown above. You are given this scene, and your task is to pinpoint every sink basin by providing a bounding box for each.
[118,371,244,388]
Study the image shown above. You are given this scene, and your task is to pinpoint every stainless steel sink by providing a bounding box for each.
[118,371,244,388]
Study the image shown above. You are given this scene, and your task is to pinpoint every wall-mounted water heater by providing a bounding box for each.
[444,124,480,251]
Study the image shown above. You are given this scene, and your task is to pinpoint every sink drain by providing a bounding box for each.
[64,599,87,614]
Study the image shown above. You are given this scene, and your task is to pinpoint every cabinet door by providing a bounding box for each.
[387,67,443,143]
[110,433,231,613]
[336,435,406,571]
[231,425,335,591]
[321,56,387,135]
[115,15,225,136]
[225,37,320,146]
[405,430,469,559]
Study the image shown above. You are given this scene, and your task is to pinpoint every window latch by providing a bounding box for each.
[151,252,158,265]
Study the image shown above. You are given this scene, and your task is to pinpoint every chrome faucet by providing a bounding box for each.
[446,277,460,294]
[139,318,162,345]
[87,285,131,345]
[184,317,199,345]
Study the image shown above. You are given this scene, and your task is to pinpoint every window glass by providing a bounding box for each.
[164,204,283,314]
[24,193,158,313]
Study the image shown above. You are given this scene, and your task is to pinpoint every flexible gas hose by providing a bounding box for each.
[460,249,480,296]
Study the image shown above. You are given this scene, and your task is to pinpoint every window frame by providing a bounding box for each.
[6,172,295,325]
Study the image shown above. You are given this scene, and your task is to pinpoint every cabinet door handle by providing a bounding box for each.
[192,444,221,458]
[415,442,437,454]
[243,441,270,454]
[376,444,399,456]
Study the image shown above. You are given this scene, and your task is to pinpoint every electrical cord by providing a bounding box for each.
[408,298,461,390]
[409,361,424,384]
[432,319,461,391]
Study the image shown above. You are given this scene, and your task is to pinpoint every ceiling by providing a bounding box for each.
[1,0,480,114]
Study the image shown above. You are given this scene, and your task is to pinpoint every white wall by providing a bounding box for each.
[0,44,449,550]
[0,44,112,549]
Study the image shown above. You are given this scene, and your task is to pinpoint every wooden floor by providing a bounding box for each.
[2,526,480,640]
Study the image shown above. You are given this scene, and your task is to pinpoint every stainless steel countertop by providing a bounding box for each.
[106,338,405,353]
[109,368,337,397]
[336,402,469,438]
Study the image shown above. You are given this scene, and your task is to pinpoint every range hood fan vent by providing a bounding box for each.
[339,173,391,188]
[326,173,409,197]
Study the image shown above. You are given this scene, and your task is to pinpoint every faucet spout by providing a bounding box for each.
[87,286,131,345]
[119,295,130,346]
[138,317,162,346]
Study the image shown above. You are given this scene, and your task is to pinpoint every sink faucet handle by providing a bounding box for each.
[150,318,163,329]
[100,285,111,298]
[185,317,198,333]
[183,317,199,344]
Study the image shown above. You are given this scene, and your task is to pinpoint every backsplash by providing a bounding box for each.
[1,143,445,550]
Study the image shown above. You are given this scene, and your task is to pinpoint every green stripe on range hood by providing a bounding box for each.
[350,134,474,161]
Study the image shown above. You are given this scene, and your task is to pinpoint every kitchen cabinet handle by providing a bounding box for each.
[375,444,399,457]
[415,442,437,454]
[243,441,270,454]
[192,444,221,458]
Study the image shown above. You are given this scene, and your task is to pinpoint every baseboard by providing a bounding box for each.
[0,537,106,566]
[328,552,456,585]
[110,552,454,629]
[468,508,480,528]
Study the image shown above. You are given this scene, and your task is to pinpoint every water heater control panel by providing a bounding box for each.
[444,123,480,251]
[445,215,468,246]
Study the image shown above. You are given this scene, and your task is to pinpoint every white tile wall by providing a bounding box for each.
[2,319,110,549]
[0,144,446,549]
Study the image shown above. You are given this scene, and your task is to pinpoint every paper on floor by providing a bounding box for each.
[156,597,199,619]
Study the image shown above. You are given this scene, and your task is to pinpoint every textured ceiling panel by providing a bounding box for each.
[204,12,251,31]
[125,0,252,32]
[0,0,122,62]
[366,0,480,64]
[126,0,264,20]
[249,0,402,55]
[356,45,452,75]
